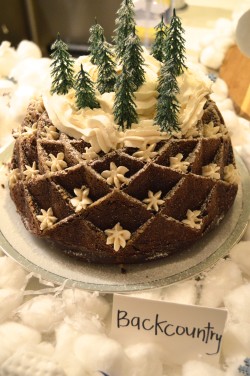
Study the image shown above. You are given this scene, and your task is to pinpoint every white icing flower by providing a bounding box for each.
[224,164,240,184]
[70,186,93,212]
[46,152,67,172]
[101,162,129,189]
[41,125,59,140]
[132,143,157,161]
[143,190,165,211]
[23,123,37,136]
[9,168,20,187]
[105,222,131,252]
[202,163,220,179]
[36,207,58,230]
[23,161,39,180]
[82,146,99,161]
[170,153,190,173]
[203,121,222,137]
[182,209,202,229]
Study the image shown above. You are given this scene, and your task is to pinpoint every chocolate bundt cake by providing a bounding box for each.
[9,68,239,264]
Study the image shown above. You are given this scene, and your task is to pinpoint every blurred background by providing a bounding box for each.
[1,0,249,57]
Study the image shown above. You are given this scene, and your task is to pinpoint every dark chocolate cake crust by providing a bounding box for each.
[9,98,238,264]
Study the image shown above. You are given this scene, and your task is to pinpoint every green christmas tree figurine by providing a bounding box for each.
[96,34,117,94]
[124,28,145,91]
[113,0,136,61]
[74,64,100,110]
[113,65,138,130]
[151,15,168,63]
[165,9,187,76]
[155,59,180,133]
[50,33,75,95]
[88,18,104,65]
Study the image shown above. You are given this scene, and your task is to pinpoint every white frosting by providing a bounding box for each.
[8,168,20,187]
[182,209,202,229]
[70,186,93,212]
[43,50,212,158]
[36,208,57,230]
[170,153,190,173]
[143,191,165,211]
[105,222,131,252]
[46,152,67,172]
[202,163,220,179]
[23,162,39,180]
[101,162,129,189]
[224,164,240,184]
[177,64,211,138]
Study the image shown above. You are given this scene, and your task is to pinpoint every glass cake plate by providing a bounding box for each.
[0,143,249,293]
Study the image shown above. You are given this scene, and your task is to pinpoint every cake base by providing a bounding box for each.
[1,145,249,292]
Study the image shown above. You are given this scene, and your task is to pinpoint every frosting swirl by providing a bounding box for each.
[43,51,212,157]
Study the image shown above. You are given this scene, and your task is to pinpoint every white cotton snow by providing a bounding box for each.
[17,294,65,332]
[0,288,23,323]
[223,283,250,323]
[16,40,42,60]
[222,322,250,360]
[62,289,110,320]
[0,256,28,289]
[74,334,131,376]
[182,360,224,376]
[160,280,197,305]
[198,259,243,308]
[230,241,250,277]
[0,321,41,364]
[125,343,163,376]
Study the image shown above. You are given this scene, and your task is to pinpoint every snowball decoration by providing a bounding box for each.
[200,46,225,70]
[0,41,18,77]
[222,322,250,360]
[0,288,23,323]
[0,321,41,364]
[17,295,65,332]
[223,284,250,323]
[161,280,197,306]
[125,343,163,376]
[198,259,243,308]
[182,360,224,376]
[74,334,130,376]
[0,256,28,289]
[17,40,42,60]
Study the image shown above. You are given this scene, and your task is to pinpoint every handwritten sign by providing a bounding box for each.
[111,294,227,365]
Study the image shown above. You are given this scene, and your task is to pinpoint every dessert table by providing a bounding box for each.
[0,1,250,375]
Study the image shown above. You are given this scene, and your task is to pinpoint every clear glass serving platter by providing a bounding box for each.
[0,142,249,292]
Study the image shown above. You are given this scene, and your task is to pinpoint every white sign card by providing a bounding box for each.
[111,294,228,365]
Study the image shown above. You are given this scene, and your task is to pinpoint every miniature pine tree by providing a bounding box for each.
[88,19,104,65]
[165,8,187,76]
[151,15,168,63]
[50,33,75,95]
[155,60,180,133]
[124,28,145,91]
[74,64,100,110]
[96,34,117,94]
[113,0,136,61]
[113,65,138,130]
